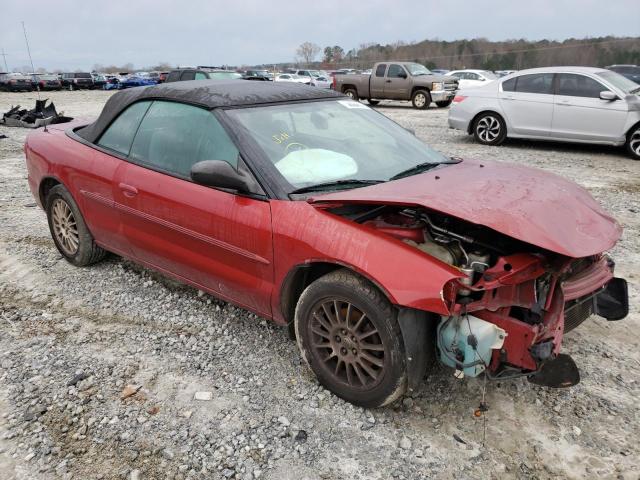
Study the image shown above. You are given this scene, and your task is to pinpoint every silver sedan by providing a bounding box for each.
[448,66,640,160]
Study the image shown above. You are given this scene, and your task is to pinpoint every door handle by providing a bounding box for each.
[118,183,138,197]
[385,79,392,83]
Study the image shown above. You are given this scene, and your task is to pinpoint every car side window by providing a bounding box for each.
[514,73,554,94]
[375,64,387,77]
[97,101,153,155]
[195,72,208,80]
[467,73,479,81]
[166,71,180,82]
[502,78,516,92]
[388,64,406,78]
[181,71,196,81]
[556,73,607,98]
[128,101,239,178]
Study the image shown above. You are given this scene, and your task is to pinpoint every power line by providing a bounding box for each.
[0,48,9,72]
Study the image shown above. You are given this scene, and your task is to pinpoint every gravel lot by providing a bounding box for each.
[0,90,638,480]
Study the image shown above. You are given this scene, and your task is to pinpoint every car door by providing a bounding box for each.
[370,64,387,98]
[113,100,274,316]
[78,100,154,253]
[384,64,411,99]
[551,73,629,142]
[498,72,555,136]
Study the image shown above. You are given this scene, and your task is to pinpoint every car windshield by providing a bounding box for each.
[406,63,432,76]
[226,100,450,191]
[597,71,640,93]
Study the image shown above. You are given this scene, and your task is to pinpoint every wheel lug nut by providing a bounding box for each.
[352,348,357,355]
[340,347,347,355]
[335,336,341,342]
[341,329,347,335]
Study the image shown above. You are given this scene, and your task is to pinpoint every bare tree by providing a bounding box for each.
[296,42,320,65]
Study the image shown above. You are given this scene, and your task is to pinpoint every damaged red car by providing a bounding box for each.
[24,80,629,407]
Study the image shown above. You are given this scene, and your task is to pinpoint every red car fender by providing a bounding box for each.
[270,200,465,324]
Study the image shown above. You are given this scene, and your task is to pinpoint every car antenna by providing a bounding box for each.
[21,21,40,102]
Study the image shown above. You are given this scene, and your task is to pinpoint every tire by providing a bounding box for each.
[472,112,507,146]
[45,184,106,267]
[343,88,358,101]
[295,269,407,408]
[367,99,380,106]
[436,100,453,108]
[626,124,640,160]
[411,90,431,109]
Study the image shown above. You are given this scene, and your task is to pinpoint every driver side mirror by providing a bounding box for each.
[190,160,252,192]
[599,91,618,101]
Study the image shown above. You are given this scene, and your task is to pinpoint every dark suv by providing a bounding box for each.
[60,72,94,90]
[164,68,242,83]
[0,73,34,92]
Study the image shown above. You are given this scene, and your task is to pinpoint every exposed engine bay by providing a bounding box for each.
[329,203,629,387]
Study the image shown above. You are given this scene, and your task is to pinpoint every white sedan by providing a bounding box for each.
[447,66,640,160]
[310,76,332,89]
[446,69,497,89]
[275,74,310,85]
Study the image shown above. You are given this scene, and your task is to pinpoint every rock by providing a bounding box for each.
[399,437,412,450]
[24,452,35,461]
[572,426,582,436]
[277,416,290,427]
[121,385,141,400]
[194,391,213,401]
[294,430,308,443]
[130,469,141,480]
[67,372,89,387]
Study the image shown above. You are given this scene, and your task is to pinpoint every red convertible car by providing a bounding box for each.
[24,81,628,407]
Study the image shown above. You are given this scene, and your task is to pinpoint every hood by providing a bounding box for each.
[309,159,621,258]
[418,74,455,83]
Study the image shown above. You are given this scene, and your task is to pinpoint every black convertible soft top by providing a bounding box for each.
[77,80,343,143]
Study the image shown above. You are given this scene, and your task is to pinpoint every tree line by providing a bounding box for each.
[294,36,640,70]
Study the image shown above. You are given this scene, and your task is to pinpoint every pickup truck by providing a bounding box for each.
[333,62,458,109]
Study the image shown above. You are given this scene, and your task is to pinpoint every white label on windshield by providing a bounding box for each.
[338,100,370,109]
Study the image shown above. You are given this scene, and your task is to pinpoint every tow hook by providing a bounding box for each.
[527,353,580,388]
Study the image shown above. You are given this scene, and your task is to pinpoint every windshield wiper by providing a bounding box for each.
[389,159,460,181]
[289,179,384,195]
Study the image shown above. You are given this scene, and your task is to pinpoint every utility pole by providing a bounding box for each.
[0,48,9,72]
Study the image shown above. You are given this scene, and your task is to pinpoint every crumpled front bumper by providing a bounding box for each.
[431,90,456,102]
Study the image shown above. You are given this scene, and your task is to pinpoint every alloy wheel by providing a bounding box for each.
[51,198,79,255]
[476,115,501,142]
[630,128,640,157]
[309,299,386,389]
[413,93,427,108]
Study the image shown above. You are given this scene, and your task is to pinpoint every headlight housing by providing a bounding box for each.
[432,82,444,91]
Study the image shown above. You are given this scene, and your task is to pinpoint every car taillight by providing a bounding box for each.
[39,81,45,86]
[453,95,467,103]
[9,79,16,84]
[332,75,336,90]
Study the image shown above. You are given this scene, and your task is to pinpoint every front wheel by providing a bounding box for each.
[295,269,407,408]
[46,185,107,266]
[473,112,507,145]
[626,124,640,160]
[343,88,359,101]
[411,90,431,109]
[436,100,452,108]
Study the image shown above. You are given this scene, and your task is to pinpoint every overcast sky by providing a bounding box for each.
[1,0,639,71]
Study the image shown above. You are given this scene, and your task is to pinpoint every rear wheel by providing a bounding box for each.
[343,88,358,101]
[411,90,431,109]
[295,269,407,408]
[473,112,507,145]
[626,124,640,160]
[46,185,106,267]
[436,100,453,108]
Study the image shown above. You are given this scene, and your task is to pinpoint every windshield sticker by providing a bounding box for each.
[337,100,370,110]
[272,132,290,144]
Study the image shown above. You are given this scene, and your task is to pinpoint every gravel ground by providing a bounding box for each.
[0,90,638,480]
